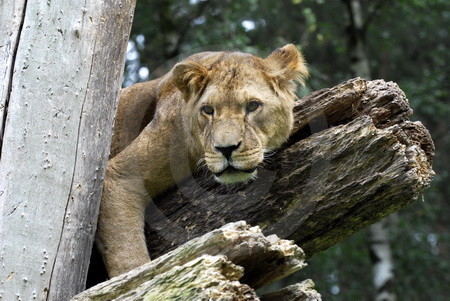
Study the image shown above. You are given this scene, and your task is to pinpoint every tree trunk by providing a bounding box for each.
[0,0,24,143]
[342,0,371,79]
[0,1,136,300]
[74,221,320,300]
[142,78,434,260]
[369,216,396,301]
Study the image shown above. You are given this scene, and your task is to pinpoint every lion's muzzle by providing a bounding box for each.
[214,166,258,184]
[215,166,257,177]
[215,142,241,160]
[205,143,262,184]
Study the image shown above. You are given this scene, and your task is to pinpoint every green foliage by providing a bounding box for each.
[259,229,374,300]
[391,201,450,300]
[127,0,450,299]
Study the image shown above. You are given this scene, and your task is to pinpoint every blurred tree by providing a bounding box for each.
[123,0,450,299]
[341,1,396,300]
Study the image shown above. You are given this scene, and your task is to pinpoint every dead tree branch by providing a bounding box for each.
[144,78,434,259]
[75,222,318,300]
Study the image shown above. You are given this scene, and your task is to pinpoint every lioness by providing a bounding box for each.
[97,44,308,277]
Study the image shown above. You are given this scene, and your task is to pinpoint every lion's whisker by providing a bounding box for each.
[263,150,277,158]
[197,157,206,167]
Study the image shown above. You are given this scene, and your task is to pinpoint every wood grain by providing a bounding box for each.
[74,222,307,300]
[0,1,136,299]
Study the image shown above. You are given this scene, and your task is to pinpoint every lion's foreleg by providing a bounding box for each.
[96,174,150,277]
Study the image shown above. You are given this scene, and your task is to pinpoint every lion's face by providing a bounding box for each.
[173,45,308,184]
[193,74,294,184]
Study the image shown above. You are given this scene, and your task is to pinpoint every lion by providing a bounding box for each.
[96,44,308,277]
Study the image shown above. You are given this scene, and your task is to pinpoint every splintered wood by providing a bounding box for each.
[73,222,319,300]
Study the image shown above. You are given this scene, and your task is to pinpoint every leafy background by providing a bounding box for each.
[124,0,449,299]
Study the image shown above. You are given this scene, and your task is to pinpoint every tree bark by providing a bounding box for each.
[111,255,258,301]
[0,1,136,299]
[143,78,434,260]
[0,0,25,145]
[260,279,322,301]
[369,216,396,301]
[342,0,371,79]
[74,221,315,300]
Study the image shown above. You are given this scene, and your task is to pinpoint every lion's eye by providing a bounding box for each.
[201,105,214,115]
[246,101,261,113]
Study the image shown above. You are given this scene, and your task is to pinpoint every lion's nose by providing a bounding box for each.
[215,142,241,160]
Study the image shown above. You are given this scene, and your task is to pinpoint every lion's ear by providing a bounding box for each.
[172,61,208,101]
[265,44,309,89]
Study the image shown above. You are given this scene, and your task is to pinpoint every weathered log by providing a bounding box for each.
[81,78,433,298]
[75,221,306,300]
[0,0,135,299]
[260,279,322,301]
[84,255,258,301]
[144,78,434,259]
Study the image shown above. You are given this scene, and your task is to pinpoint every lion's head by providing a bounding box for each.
[172,44,308,184]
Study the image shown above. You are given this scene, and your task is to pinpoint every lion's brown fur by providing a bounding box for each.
[97,44,308,277]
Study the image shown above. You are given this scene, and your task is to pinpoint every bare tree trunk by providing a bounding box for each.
[0,0,24,145]
[369,218,396,301]
[343,0,371,79]
[0,1,136,299]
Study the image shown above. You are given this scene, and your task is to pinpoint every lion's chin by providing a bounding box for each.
[213,166,257,184]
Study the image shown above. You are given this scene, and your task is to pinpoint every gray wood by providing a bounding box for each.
[0,0,26,144]
[261,279,322,301]
[116,255,257,301]
[104,255,259,301]
[73,221,305,300]
[143,78,435,260]
[0,1,135,300]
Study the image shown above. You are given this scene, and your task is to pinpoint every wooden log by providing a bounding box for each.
[74,221,306,300]
[118,255,258,301]
[87,255,259,301]
[260,279,322,301]
[81,78,434,298]
[143,78,434,259]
